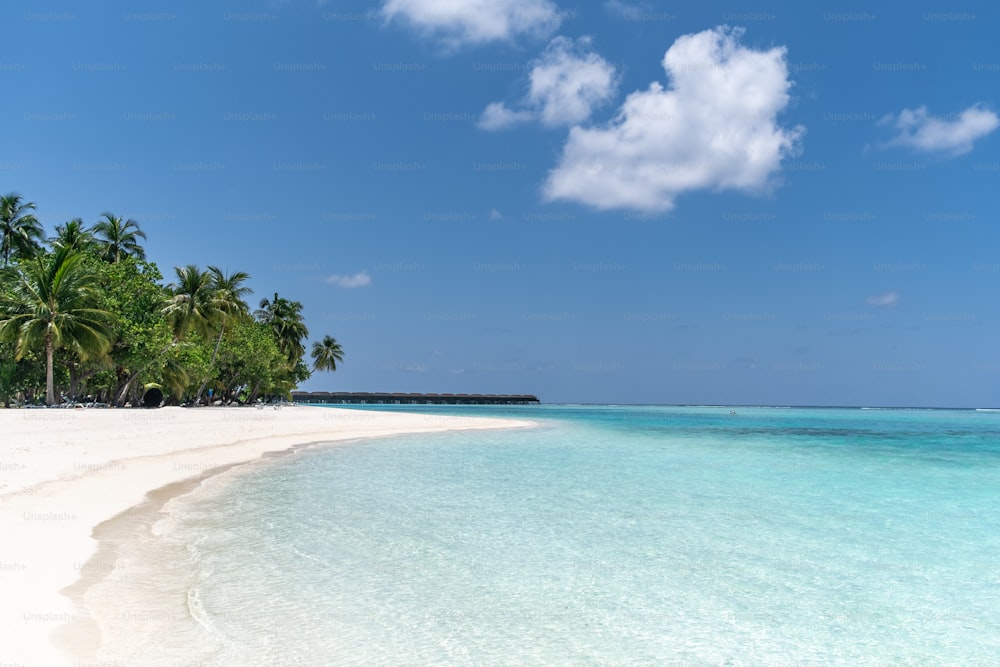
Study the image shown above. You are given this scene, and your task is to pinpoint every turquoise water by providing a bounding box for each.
[90,406,1000,664]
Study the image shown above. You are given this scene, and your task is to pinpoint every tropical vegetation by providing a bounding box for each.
[0,193,343,406]
[0,194,43,266]
[311,335,344,373]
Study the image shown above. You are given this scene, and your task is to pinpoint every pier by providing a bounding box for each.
[291,391,540,405]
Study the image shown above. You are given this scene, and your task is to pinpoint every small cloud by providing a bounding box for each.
[489,208,503,220]
[882,104,999,155]
[325,270,372,288]
[478,102,534,130]
[866,290,900,308]
[381,0,562,48]
[603,0,644,16]
[479,36,618,130]
[528,36,618,127]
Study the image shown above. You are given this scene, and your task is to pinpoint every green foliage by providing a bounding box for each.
[0,247,115,404]
[213,318,289,401]
[93,213,147,263]
[165,334,213,401]
[256,292,309,364]
[311,335,344,373]
[87,256,173,403]
[163,265,218,341]
[0,339,44,405]
[0,193,340,405]
[49,218,98,255]
[208,266,252,321]
[0,193,44,266]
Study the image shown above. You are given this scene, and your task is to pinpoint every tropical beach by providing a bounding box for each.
[4,0,1000,664]
[6,405,998,664]
[0,405,531,664]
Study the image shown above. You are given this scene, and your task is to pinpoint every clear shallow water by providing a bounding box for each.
[89,406,1000,665]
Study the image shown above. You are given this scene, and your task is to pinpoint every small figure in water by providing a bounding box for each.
[729,410,737,416]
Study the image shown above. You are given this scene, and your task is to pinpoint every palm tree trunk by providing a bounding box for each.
[69,366,100,402]
[114,370,142,407]
[196,322,226,403]
[248,379,262,404]
[210,321,225,367]
[131,381,143,406]
[221,372,239,403]
[45,335,55,405]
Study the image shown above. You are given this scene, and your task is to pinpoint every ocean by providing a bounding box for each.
[84,405,1000,665]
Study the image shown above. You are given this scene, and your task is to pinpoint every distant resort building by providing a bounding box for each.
[291,391,540,405]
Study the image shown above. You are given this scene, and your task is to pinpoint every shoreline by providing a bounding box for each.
[0,405,532,665]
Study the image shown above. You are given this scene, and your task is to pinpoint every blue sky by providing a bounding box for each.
[3,0,999,406]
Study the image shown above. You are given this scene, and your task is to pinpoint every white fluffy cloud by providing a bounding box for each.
[882,105,998,155]
[479,36,617,130]
[326,271,372,288]
[528,37,618,126]
[381,0,562,47]
[543,26,804,211]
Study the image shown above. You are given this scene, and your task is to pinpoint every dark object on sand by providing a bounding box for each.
[142,387,163,408]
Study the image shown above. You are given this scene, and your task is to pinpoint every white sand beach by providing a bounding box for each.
[0,405,530,665]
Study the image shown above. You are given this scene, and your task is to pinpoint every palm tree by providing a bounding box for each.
[162,265,218,341]
[209,266,253,325]
[93,212,146,263]
[206,266,252,361]
[255,292,309,363]
[311,335,344,373]
[0,193,44,267]
[196,266,253,401]
[49,218,97,254]
[0,247,114,404]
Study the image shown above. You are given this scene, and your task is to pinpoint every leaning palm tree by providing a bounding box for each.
[310,335,344,373]
[195,266,253,401]
[49,218,98,254]
[93,212,146,263]
[255,292,309,363]
[162,265,218,342]
[0,193,44,267]
[0,247,114,404]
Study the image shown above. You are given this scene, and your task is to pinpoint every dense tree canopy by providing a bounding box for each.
[0,246,114,404]
[0,197,343,406]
